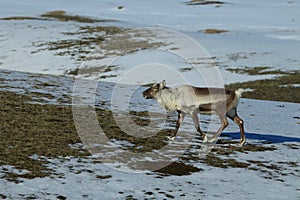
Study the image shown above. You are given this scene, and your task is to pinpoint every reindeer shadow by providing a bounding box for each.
[221,132,300,144]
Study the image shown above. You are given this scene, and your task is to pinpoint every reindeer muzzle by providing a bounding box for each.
[142,90,151,99]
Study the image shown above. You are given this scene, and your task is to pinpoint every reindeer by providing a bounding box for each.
[142,80,245,146]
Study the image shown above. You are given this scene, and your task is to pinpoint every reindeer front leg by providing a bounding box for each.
[168,110,185,140]
[191,111,207,142]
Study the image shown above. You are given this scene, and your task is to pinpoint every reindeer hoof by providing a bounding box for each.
[202,135,208,143]
[207,139,214,143]
[207,137,217,143]
[167,136,176,141]
[238,140,246,147]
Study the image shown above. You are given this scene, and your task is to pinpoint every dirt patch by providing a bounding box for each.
[185,0,225,6]
[155,161,202,176]
[0,10,114,23]
[179,67,193,72]
[137,161,202,176]
[66,65,117,76]
[96,175,112,179]
[40,10,114,23]
[202,29,229,34]
[0,16,44,21]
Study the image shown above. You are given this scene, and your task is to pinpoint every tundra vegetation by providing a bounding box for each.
[1,70,298,183]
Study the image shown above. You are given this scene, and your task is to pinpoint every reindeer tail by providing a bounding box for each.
[235,88,244,99]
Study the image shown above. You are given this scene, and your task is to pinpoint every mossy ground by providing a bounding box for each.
[0,91,89,182]
[226,67,300,103]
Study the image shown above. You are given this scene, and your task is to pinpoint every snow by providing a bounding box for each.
[0,0,299,82]
[0,0,300,199]
[1,0,300,31]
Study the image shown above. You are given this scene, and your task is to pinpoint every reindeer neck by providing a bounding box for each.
[156,87,179,111]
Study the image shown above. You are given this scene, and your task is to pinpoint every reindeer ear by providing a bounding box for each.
[159,80,166,89]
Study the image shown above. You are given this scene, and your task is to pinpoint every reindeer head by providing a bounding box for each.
[142,80,166,99]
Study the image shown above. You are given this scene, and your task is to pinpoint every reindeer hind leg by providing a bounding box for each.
[233,115,245,146]
[226,109,246,146]
[208,113,228,143]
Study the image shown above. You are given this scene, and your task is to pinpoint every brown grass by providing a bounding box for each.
[202,29,229,34]
[226,69,300,103]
